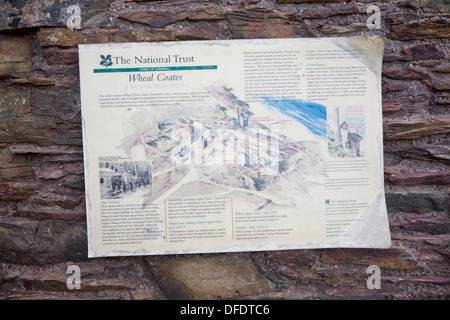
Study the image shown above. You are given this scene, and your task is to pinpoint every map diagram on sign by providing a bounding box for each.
[118,85,327,213]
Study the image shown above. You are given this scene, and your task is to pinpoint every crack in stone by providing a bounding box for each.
[27,221,40,253]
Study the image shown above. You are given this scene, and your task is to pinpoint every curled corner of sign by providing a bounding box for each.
[332,189,392,249]
[367,35,386,51]
[355,35,386,55]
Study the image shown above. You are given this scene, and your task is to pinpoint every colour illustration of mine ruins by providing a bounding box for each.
[327,106,365,158]
[118,85,327,212]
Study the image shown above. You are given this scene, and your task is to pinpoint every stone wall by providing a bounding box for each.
[0,0,448,300]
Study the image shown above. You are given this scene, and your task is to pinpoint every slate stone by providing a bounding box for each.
[382,96,429,117]
[277,0,353,3]
[0,35,32,79]
[408,0,450,13]
[383,44,444,62]
[20,273,136,292]
[145,253,273,299]
[435,66,450,74]
[382,275,450,285]
[319,248,422,271]
[225,8,317,39]
[417,247,450,262]
[423,76,450,91]
[10,78,55,86]
[124,0,211,2]
[384,140,450,162]
[46,154,84,162]
[390,17,450,40]
[0,153,35,182]
[387,171,450,186]
[119,7,224,28]
[37,162,83,180]
[403,44,445,61]
[280,267,370,289]
[0,0,112,31]
[269,250,317,268]
[0,182,41,201]
[0,218,37,263]
[13,208,86,221]
[62,178,85,190]
[9,145,83,156]
[0,217,88,265]
[37,27,218,47]
[390,216,450,235]
[317,23,369,35]
[392,234,450,247]
[300,2,359,19]
[0,88,82,146]
[385,12,424,26]
[382,67,429,81]
[382,82,407,94]
[383,118,450,140]
[43,48,79,65]
[436,93,450,107]
[385,190,447,214]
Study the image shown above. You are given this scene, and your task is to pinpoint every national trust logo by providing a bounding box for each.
[100,54,113,68]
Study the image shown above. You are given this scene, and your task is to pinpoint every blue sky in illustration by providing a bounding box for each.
[263,98,327,139]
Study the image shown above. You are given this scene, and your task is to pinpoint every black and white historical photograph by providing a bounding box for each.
[99,160,153,199]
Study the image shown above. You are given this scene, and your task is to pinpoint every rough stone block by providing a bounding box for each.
[382,275,450,285]
[20,273,136,292]
[423,76,450,91]
[43,48,79,65]
[417,247,450,262]
[382,67,429,81]
[145,253,273,299]
[390,216,450,235]
[10,78,55,86]
[383,118,450,140]
[269,250,317,268]
[382,96,429,117]
[0,217,87,265]
[0,182,41,201]
[387,171,450,186]
[31,193,83,210]
[390,17,450,40]
[36,162,83,180]
[385,12,425,26]
[382,82,407,94]
[225,8,317,39]
[0,218,38,263]
[300,2,359,19]
[384,140,450,162]
[9,145,83,156]
[403,43,445,61]
[435,66,450,74]
[62,178,85,190]
[0,88,82,146]
[0,153,35,182]
[317,23,369,35]
[0,35,32,79]
[383,44,444,62]
[13,207,86,221]
[319,248,422,271]
[0,0,112,31]
[436,95,450,108]
[37,27,218,47]
[399,235,450,248]
[385,190,447,214]
[277,0,350,3]
[408,0,450,13]
[120,7,224,28]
